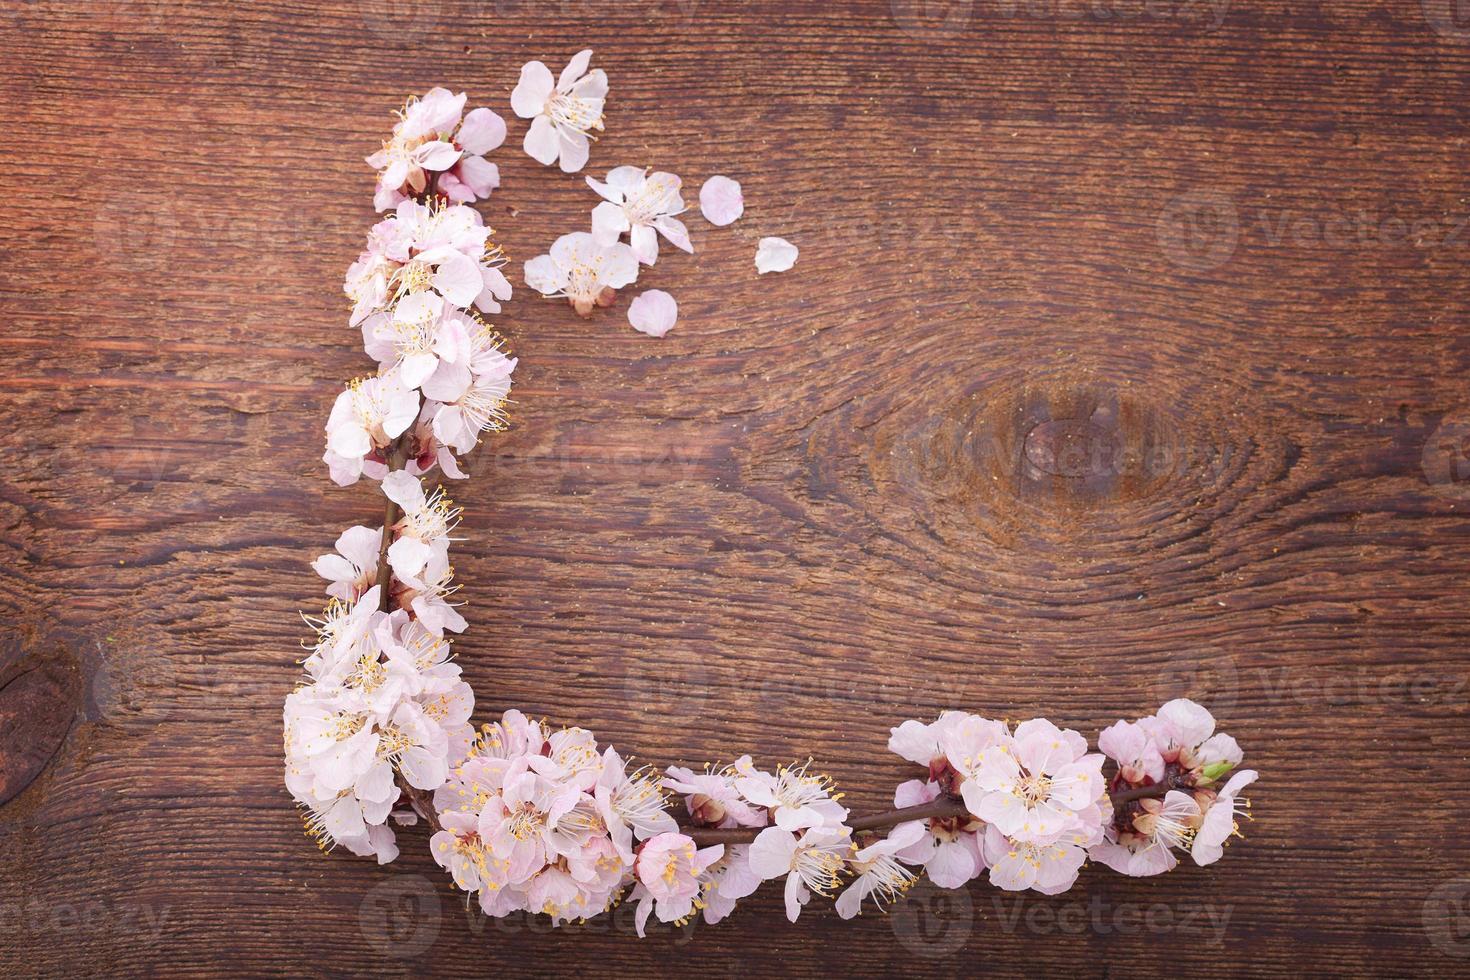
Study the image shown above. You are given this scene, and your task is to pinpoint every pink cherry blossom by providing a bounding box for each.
[699,844,762,925]
[982,824,1091,895]
[588,167,691,265]
[1192,769,1256,866]
[399,549,466,637]
[438,107,507,205]
[423,327,516,455]
[733,758,848,832]
[835,821,924,919]
[662,762,767,829]
[631,833,723,934]
[511,49,607,174]
[595,748,677,862]
[524,231,639,317]
[890,779,986,888]
[362,291,475,391]
[1097,718,1166,784]
[312,524,382,602]
[1089,790,1198,877]
[748,825,851,922]
[699,175,743,226]
[960,718,1105,844]
[381,470,458,583]
[323,374,420,487]
[368,89,506,211]
[427,715,693,925]
[345,200,507,328]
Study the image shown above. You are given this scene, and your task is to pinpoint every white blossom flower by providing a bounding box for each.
[748,825,852,922]
[323,373,420,487]
[662,762,767,828]
[380,700,452,790]
[982,824,1091,895]
[361,292,475,392]
[698,844,763,925]
[699,175,743,226]
[835,821,924,919]
[301,586,381,684]
[312,525,382,602]
[630,833,723,936]
[755,236,798,274]
[734,758,848,832]
[524,231,638,317]
[958,718,1105,844]
[595,747,678,862]
[1089,790,1199,877]
[587,167,691,265]
[366,87,466,211]
[890,779,986,888]
[381,470,458,582]
[511,48,607,173]
[422,327,516,455]
[627,289,678,337]
[399,549,466,637]
[1191,769,1256,866]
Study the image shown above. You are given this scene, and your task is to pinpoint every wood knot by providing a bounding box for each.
[0,627,83,807]
[1022,409,1125,482]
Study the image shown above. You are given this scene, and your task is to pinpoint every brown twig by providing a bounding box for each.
[374,435,414,612]
[681,781,1176,847]
[395,774,442,834]
[389,774,1175,848]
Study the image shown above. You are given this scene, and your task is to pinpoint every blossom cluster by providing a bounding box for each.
[331,196,516,487]
[285,86,518,866]
[1091,699,1256,876]
[887,713,1109,895]
[368,87,506,211]
[283,585,475,862]
[513,49,796,335]
[429,711,686,926]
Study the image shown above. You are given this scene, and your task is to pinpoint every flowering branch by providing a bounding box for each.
[283,76,1260,935]
[681,781,1179,848]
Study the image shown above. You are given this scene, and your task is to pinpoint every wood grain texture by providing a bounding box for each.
[3,0,1470,975]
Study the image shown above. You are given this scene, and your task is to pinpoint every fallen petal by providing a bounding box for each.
[627,289,678,337]
[755,236,797,274]
[699,175,744,226]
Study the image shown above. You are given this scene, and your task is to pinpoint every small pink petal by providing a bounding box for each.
[627,290,678,337]
[699,175,743,226]
[755,236,797,274]
[457,107,507,155]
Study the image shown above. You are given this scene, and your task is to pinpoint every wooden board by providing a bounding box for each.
[3,0,1469,975]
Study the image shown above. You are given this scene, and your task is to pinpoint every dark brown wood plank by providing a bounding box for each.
[2,0,1469,975]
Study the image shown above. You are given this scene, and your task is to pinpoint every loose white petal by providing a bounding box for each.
[627,290,678,337]
[755,237,797,274]
[699,175,744,226]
